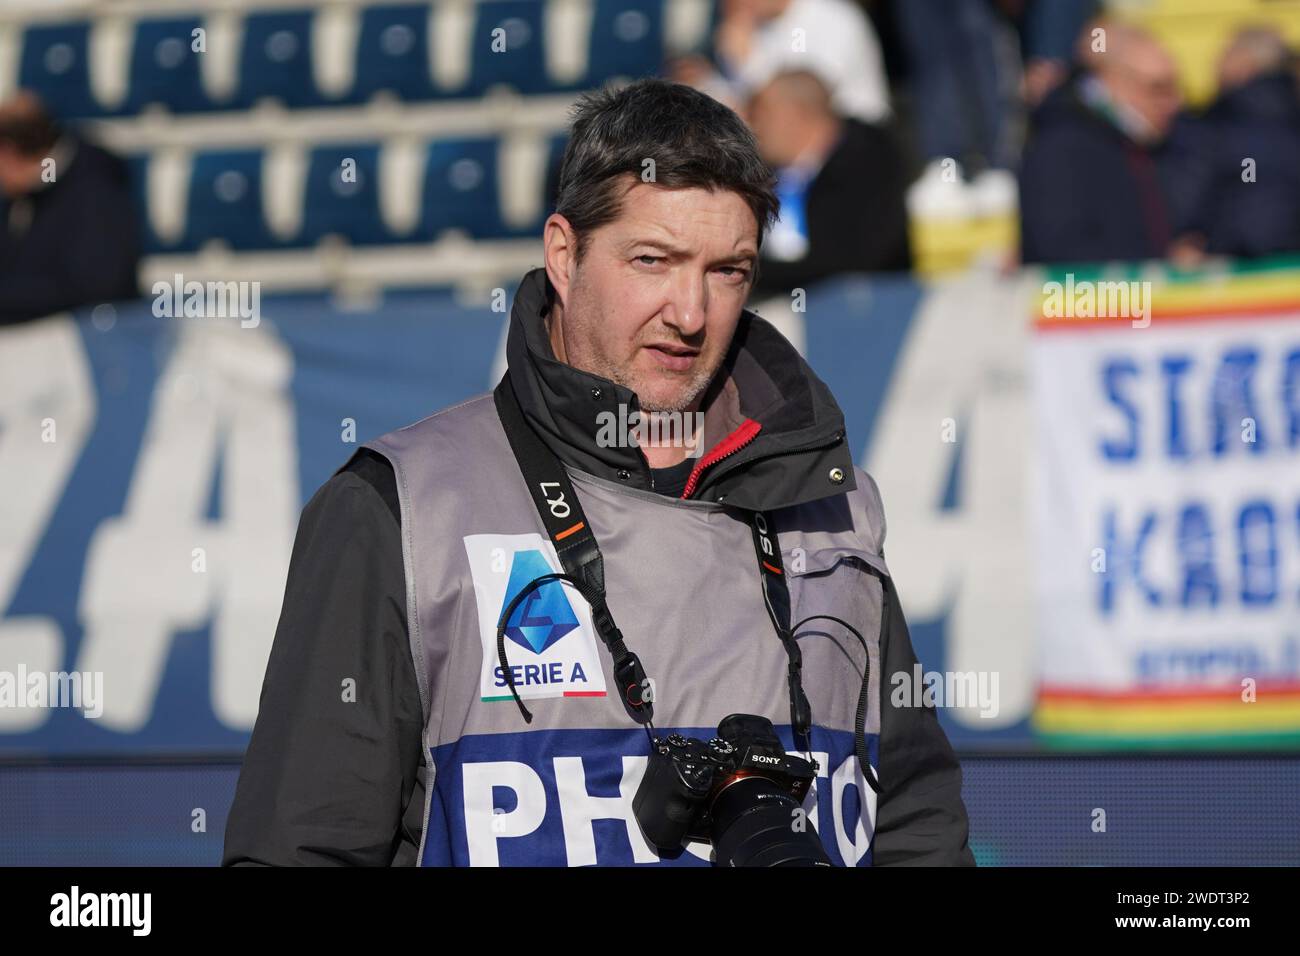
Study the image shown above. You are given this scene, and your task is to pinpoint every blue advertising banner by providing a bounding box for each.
[1,271,1039,756]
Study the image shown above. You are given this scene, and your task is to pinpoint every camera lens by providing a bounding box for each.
[709,775,833,867]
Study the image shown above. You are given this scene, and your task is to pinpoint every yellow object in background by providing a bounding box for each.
[1111,0,1300,106]
[909,214,1020,277]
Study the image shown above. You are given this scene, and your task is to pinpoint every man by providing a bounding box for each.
[1167,27,1300,260]
[223,78,973,867]
[671,0,890,125]
[1019,24,1184,264]
[0,92,140,324]
[747,70,910,297]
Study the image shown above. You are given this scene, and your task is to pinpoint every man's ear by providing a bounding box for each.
[542,213,578,308]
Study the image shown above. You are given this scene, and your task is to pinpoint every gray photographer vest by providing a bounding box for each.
[365,394,888,866]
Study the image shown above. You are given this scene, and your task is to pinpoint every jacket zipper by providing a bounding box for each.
[680,419,762,499]
[683,427,845,501]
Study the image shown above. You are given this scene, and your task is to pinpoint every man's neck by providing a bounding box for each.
[791,116,842,173]
[640,412,703,469]
[544,295,566,362]
[644,447,686,468]
[1083,73,1159,144]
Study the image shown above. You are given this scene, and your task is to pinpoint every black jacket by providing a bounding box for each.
[1019,76,1177,264]
[754,118,912,297]
[1167,71,1300,258]
[0,136,140,325]
[223,270,975,866]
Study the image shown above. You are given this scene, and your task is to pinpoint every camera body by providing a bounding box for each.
[633,713,832,866]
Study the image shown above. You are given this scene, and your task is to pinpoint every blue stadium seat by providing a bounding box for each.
[19,23,101,118]
[125,18,212,114]
[234,11,322,108]
[420,138,507,239]
[584,0,664,86]
[300,144,389,245]
[350,4,436,102]
[467,0,549,95]
[184,150,276,250]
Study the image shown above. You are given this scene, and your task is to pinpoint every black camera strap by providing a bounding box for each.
[750,512,814,746]
[494,375,653,725]
[493,373,814,745]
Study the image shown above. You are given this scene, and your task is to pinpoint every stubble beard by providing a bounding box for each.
[563,283,720,415]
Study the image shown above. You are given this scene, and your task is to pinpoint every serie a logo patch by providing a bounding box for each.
[463,533,608,702]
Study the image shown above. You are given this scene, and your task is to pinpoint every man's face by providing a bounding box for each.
[547,179,759,413]
[748,85,803,167]
[0,146,37,198]
[725,0,788,21]
[1106,46,1182,140]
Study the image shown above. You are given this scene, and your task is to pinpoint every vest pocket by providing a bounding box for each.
[782,543,887,581]
[777,541,885,761]
[779,542,886,654]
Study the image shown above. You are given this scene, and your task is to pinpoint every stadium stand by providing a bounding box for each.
[16,22,99,118]
[582,0,664,90]
[2,0,1298,286]
[0,0,722,292]
[420,135,508,239]
[125,16,212,115]
[906,0,1300,275]
[350,3,439,102]
[184,148,277,250]
[467,0,550,95]
[301,142,390,245]
[234,10,323,109]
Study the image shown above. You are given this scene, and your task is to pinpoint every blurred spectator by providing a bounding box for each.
[895,0,1021,218]
[1019,24,1184,264]
[0,92,139,325]
[1166,28,1300,260]
[748,70,910,296]
[672,0,891,124]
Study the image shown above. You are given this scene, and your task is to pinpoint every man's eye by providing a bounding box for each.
[635,255,662,266]
[718,266,750,280]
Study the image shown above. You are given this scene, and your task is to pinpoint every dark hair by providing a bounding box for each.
[0,92,59,156]
[553,78,778,263]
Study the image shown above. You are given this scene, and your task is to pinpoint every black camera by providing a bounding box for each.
[632,713,833,866]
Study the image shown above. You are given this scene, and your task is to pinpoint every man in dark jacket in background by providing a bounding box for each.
[1019,25,1184,264]
[0,91,140,325]
[747,70,911,298]
[1167,28,1300,260]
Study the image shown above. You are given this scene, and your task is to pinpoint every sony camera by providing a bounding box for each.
[632,713,833,866]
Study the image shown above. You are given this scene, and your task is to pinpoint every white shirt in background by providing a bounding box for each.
[723,0,892,123]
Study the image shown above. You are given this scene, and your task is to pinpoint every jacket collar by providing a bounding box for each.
[504,266,855,511]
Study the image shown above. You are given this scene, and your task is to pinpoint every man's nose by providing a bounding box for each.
[659,271,708,336]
